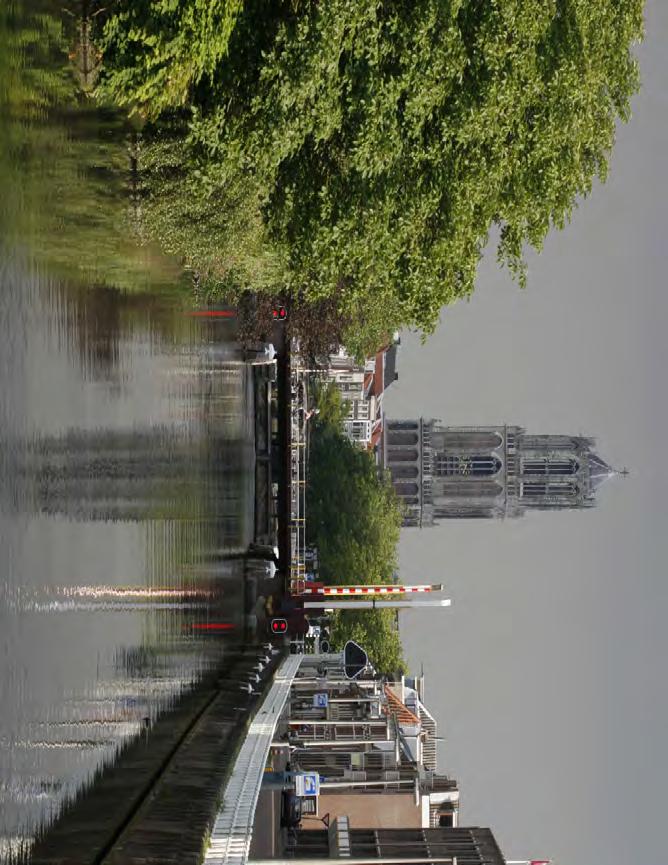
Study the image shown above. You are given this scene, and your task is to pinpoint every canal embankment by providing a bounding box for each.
[28,648,285,865]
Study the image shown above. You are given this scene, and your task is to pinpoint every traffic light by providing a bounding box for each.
[270,618,288,634]
[272,306,287,321]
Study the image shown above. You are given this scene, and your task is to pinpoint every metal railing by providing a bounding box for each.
[289,352,309,589]
[204,653,304,865]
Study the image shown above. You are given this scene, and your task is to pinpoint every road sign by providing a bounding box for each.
[295,772,320,797]
[313,693,328,708]
[343,640,368,679]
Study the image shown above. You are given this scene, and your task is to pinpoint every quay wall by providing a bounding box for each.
[28,650,284,865]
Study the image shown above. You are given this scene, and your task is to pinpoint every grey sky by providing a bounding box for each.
[386,2,668,863]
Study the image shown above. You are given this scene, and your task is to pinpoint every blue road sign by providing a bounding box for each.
[295,772,320,797]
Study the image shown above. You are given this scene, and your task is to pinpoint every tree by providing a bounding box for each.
[307,422,405,673]
[96,0,244,118]
[329,609,406,677]
[96,0,644,355]
[312,380,349,430]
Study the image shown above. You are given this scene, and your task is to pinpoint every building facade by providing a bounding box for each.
[383,420,620,526]
[325,339,399,449]
[290,822,505,865]
[280,655,458,830]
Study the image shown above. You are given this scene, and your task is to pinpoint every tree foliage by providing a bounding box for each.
[97,0,244,117]
[307,422,405,673]
[98,0,643,353]
[329,608,406,677]
[312,380,350,431]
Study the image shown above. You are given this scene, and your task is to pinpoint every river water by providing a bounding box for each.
[0,3,258,857]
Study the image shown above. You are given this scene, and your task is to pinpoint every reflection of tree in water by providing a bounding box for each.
[6,425,251,526]
[114,640,223,683]
[1,0,185,295]
[3,3,243,384]
[115,645,163,682]
[46,280,221,381]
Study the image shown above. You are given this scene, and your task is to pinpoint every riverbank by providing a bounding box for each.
[27,648,285,865]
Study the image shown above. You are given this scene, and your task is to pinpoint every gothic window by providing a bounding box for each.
[522,482,578,497]
[552,459,579,475]
[435,455,501,477]
[388,431,418,447]
[390,421,419,431]
[523,458,578,476]
[394,482,419,497]
[439,480,502,499]
[388,449,418,462]
[391,465,418,480]
[438,431,502,450]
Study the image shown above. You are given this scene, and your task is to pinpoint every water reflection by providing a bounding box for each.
[0,270,256,860]
[0,263,257,851]
[0,4,259,855]
[5,423,251,523]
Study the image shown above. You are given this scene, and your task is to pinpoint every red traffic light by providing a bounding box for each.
[270,618,288,634]
[272,306,287,321]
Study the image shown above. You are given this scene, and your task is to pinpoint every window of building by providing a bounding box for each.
[394,482,419,497]
[522,458,578,476]
[344,420,371,442]
[388,431,418,447]
[434,455,501,477]
[522,482,578,497]
[391,465,418,480]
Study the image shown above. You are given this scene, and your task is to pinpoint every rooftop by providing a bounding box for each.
[382,683,420,726]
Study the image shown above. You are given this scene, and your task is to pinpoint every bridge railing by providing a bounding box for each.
[289,352,309,587]
[203,654,304,865]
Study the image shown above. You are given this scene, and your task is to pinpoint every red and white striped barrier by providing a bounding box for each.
[298,583,442,596]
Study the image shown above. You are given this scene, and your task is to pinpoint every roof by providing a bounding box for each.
[369,423,384,451]
[373,350,384,397]
[588,452,617,493]
[382,684,420,726]
[363,371,373,395]
[383,343,399,390]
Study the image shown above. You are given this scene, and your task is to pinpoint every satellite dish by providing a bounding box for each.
[343,640,368,679]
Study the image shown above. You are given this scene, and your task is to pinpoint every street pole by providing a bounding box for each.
[319,779,415,789]
[303,598,452,611]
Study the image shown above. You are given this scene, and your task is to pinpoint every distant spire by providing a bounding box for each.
[587,452,620,493]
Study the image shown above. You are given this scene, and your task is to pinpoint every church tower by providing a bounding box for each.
[383,420,620,527]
